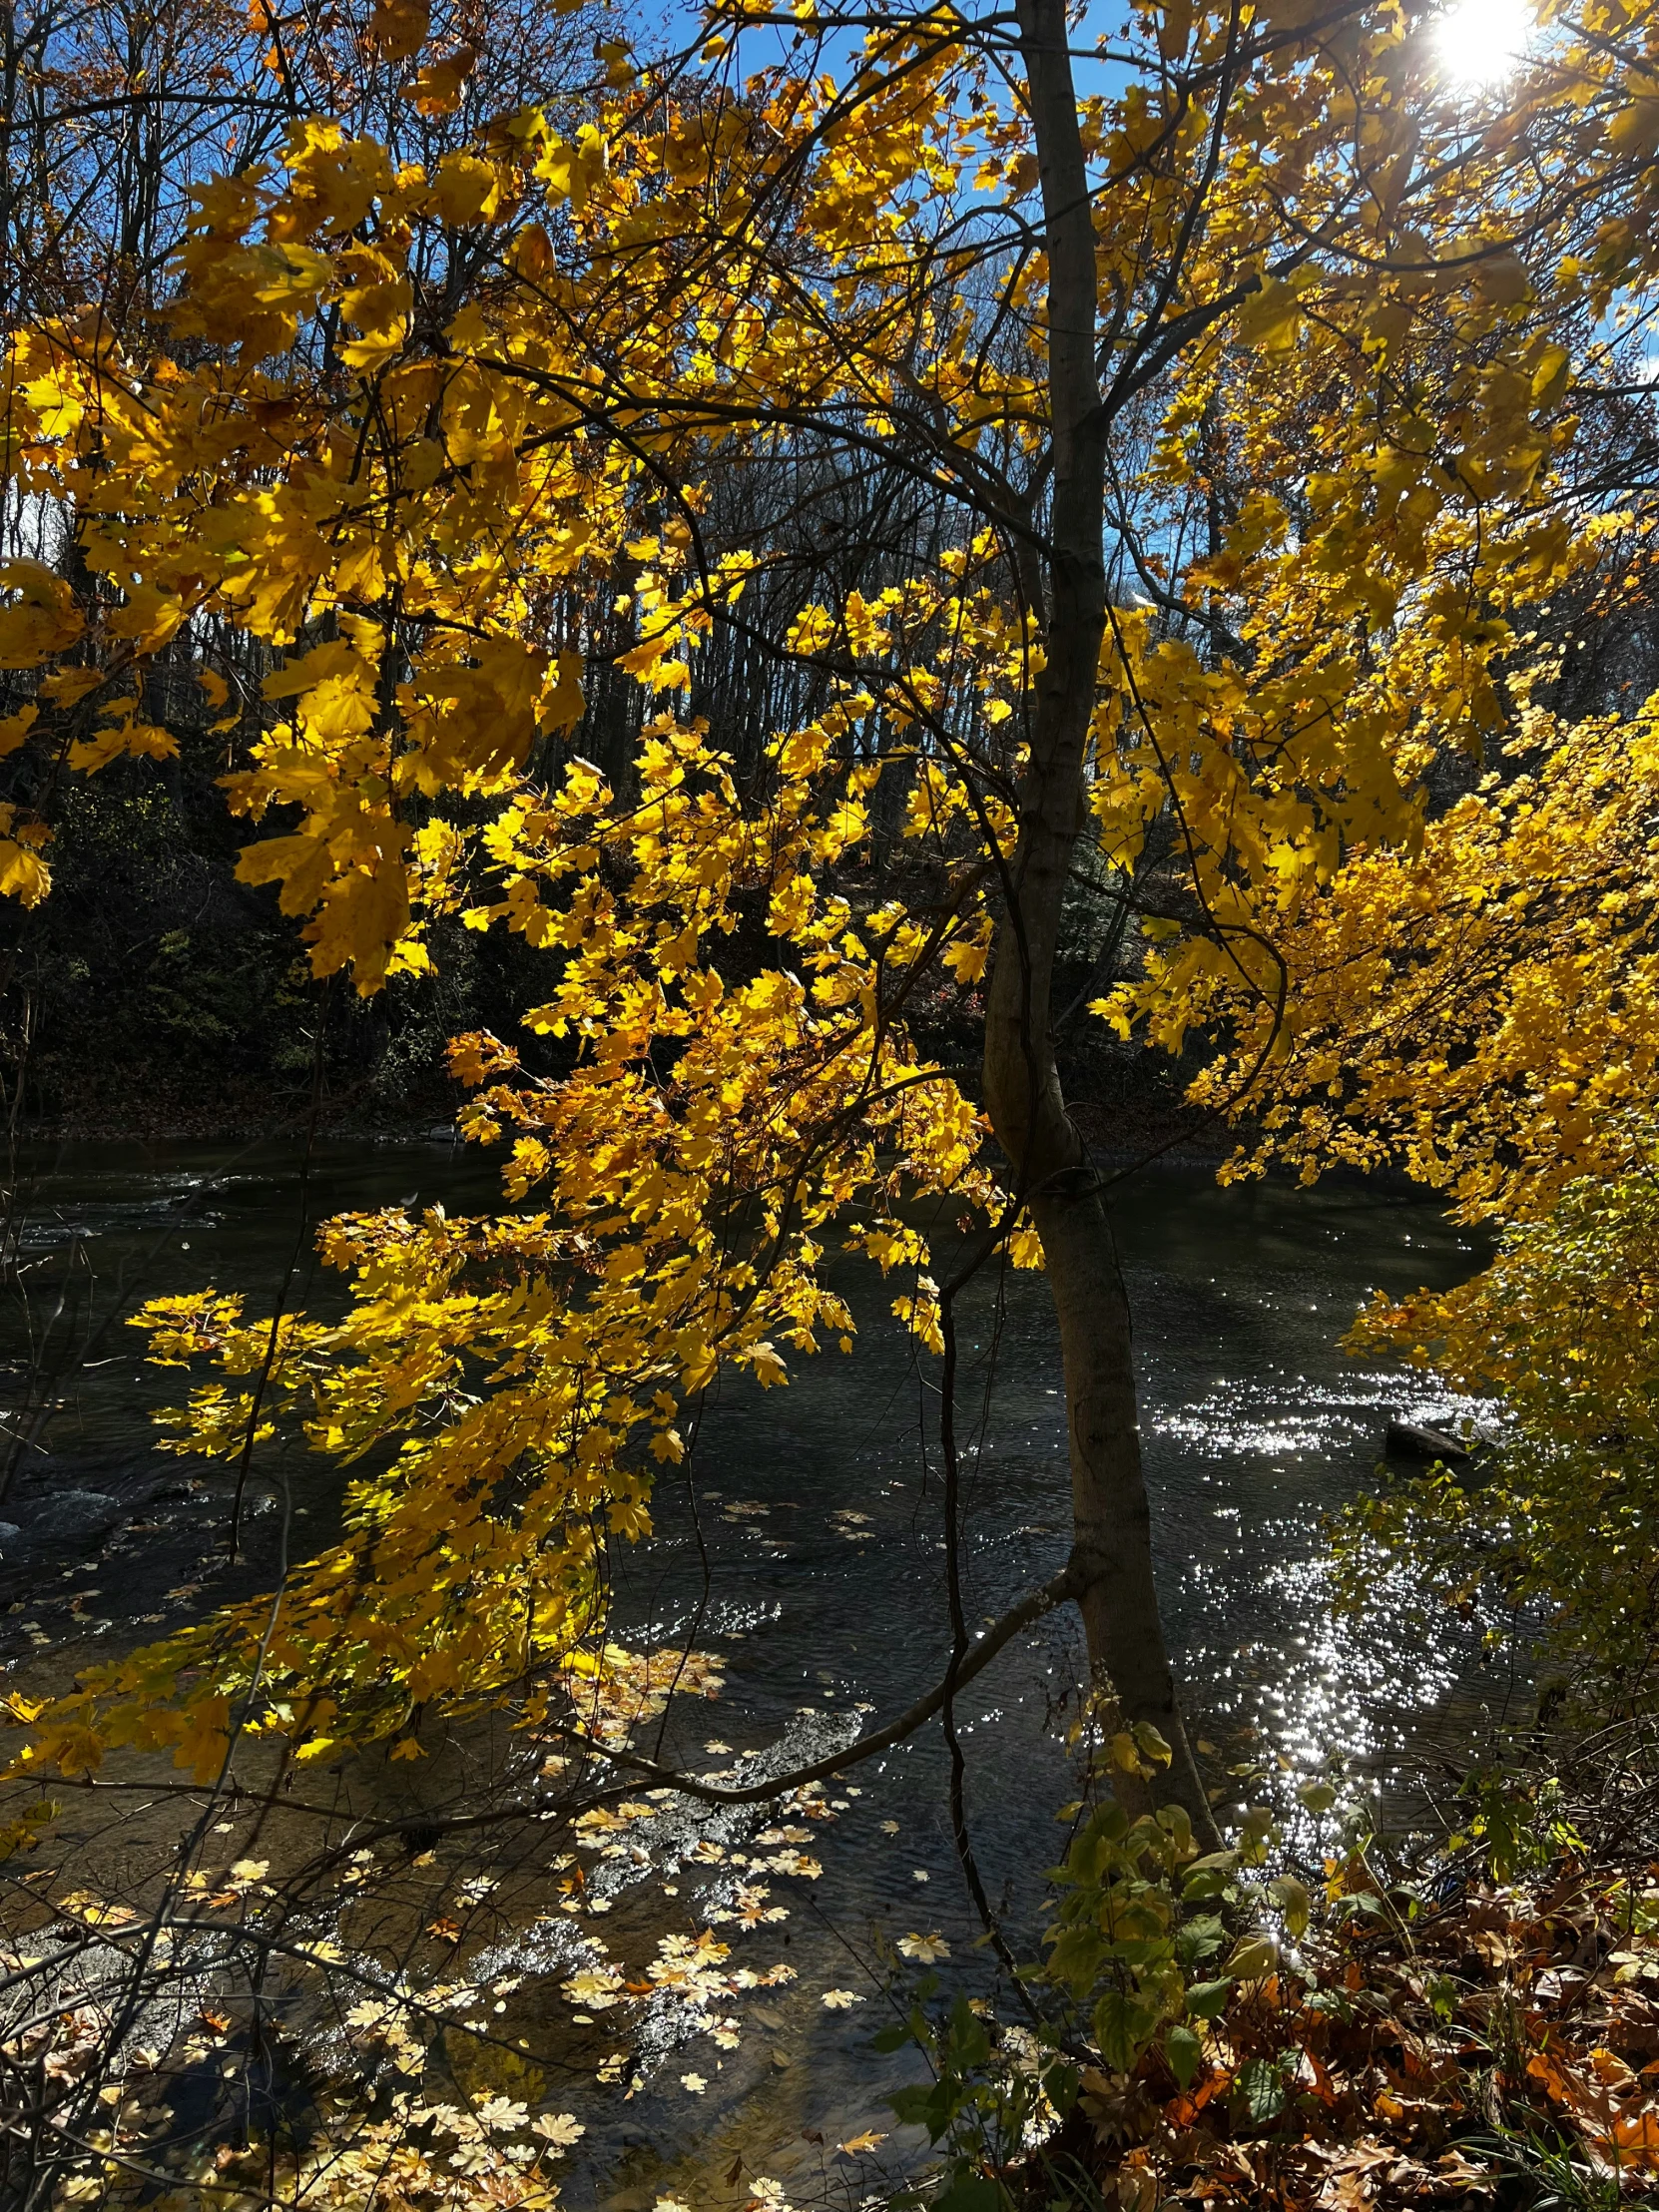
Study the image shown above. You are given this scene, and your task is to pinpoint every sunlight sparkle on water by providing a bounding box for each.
[1432,0,1533,89]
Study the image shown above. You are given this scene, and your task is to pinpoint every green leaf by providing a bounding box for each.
[1268,1874,1312,1939]
[1223,1933,1279,1982]
[1236,2055,1287,2126]
[1175,1913,1226,1968]
[1167,2020,1203,2089]
[886,2085,934,2127]
[1424,1971,1457,2022]
[1155,1803,1194,1857]
[1185,1976,1233,2020]
[1335,1890,1388,1925]
[1042,2058,1081,2116]
[1182,1849,1239,1900]
[1185,1848,1240,1878]
[1096,1801,1132,1843]
[1131,1720,1173,1767]
[1237,1805,1277,1864]
[1092,1988,1161,2072]
[1297,1779,1337,1817]
[947,1993,990,2068]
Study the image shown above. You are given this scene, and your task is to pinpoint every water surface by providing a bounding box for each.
[0,1141,1498,2200]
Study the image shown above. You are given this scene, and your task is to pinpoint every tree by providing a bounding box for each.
[0,0,596,334]
[1182,677,1659,1708]
[2,0,1657,1864]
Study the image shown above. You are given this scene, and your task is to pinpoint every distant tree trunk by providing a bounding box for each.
[983,0,1219,1847]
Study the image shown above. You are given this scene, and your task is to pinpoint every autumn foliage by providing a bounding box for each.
[3,0,1659,2194]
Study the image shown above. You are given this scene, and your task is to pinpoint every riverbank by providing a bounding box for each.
[6,946,1232,1161]
[994,1796,1659,2209]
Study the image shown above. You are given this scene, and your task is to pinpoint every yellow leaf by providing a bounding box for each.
[339,275,411,368]
[0,704,39,759]
[534,125,606,214]
[403,47,478,116]
[67,704,178,773]
[107,581,188,652]
[368,0,429,61]
[41,666,105,708]
[541,650,586,732]
[942,934,988,985]
[1236,273,1308,356]
[428,153,504,227]
[245,241,334,304]
[0,561,83,669]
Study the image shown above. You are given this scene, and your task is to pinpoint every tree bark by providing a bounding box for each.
[984,0,1219,1847]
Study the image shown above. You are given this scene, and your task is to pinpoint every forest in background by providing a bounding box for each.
[1,689,1172,1138]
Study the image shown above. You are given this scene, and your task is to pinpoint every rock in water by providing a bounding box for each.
[18,1490,120,1545]
[1384,1419,1471,1462]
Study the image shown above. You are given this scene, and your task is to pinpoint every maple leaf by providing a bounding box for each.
[368,0,428,60]
[0,561,83,668]
[530,2112,584,2150]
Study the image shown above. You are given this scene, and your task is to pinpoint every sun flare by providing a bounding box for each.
[1432,0,1535,89]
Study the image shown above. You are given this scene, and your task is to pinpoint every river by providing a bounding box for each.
[0,1139,1501,2204]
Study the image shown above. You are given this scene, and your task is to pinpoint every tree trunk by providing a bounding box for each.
[984,0,1218,1848]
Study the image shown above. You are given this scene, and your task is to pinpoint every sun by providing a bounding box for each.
[1431,0,1535,89]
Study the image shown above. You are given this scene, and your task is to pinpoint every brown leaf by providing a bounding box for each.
[1585,2045,1638,2095]
[1598,2105,1659,2167]
[1318,2175,1372,2211]
[1432,2147,1492,2191]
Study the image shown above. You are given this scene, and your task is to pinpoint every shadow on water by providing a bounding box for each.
[0,1139,1501,2198]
